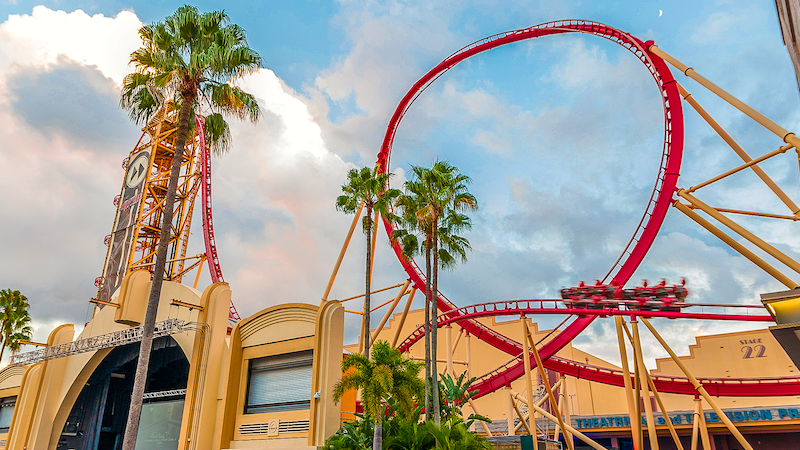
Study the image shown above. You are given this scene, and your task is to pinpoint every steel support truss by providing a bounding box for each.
[8,318,186,367]
[647,44,800,289]
[142,389,187,400]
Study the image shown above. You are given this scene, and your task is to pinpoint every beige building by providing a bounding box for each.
[0,275,797,450]
[0,272,345,450]
[364,309,800,449]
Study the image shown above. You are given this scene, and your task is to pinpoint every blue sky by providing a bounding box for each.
[0,0,798,365]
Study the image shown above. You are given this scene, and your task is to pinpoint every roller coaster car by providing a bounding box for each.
[560,281,620,310]
[561,279,689,312]
[623,279,689,312]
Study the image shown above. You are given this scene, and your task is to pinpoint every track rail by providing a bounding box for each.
[396,300,793,397]
[397,300,772,352]
[196,117,241,321]
[377,20,683,397]
[479,354,800,398]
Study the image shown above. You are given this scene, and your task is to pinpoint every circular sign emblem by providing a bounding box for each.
[125,153,150,188]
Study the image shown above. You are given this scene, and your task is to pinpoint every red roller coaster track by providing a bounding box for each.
[196,116,241,321]
[377,20,800,398]
[379,19,683,397]
[396,301,799,397]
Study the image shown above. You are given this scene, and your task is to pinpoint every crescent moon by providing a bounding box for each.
[659,10,663,17]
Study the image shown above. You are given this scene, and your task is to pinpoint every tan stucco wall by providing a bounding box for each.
[365,308,798,423]
[363,309,629,422]
[652,328,800,410]
[218,301,344,450]
[4,273,206,450]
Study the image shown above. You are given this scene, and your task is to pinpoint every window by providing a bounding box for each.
[246,350,313,414]
[0,397,16,433]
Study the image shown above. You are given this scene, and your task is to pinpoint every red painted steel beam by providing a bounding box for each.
[197,116,241,321]
[379,22,684,389]
[542,356,800,397]
[376,20,800,399]
[398,302,771,351]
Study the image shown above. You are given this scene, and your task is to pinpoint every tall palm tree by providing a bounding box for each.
[333,340,424,450]
[119,6,261,449]
[0,289,32,363]
[392,190,435,421]
[392,161,477,425]
[336,167,400,356]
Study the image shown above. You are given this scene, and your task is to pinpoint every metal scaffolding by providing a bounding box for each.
[9,318,187,366]
[142,389,187,400]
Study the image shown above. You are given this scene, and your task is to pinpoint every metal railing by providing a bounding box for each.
[9,318,186,366]
[142,388,187,399]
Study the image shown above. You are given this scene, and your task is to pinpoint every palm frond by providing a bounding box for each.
[121,5,261,139]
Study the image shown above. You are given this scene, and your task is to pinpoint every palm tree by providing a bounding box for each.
[333,340,424,450]
[0,289,32,363]
[119,6,261,449]
[392,189,434,420]
[336,167,400,356]
[392,161,477,425]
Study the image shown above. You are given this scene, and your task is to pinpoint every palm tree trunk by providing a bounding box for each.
[431,221,441,426]
[364,206,373,356]
[0,319,7,364]
[122,94,195,450]
[424,237,432,421]
[373,421,382,450]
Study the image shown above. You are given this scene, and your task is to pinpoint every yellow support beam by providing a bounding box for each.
[641,318,754,450]
[524,324,575,450]
[651,45,800,149]
[615,316,641,449]
[678,190,800,277]
[675,82,799,215]
[672,201,798,288]
[321,202,364,304]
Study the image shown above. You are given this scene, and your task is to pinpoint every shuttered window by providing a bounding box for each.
[246,350,313,414]
[0,397,15,432]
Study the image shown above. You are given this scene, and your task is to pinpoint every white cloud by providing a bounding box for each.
[1,1,798,373]
[0,7,398,338]
[0,6,142,84]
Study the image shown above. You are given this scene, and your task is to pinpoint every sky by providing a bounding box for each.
[1,0,799,369]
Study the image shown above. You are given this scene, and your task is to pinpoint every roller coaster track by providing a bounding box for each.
[377,20,800,400]
[378,20,685,400]
[196,116,241,321]
[397,300,800,397]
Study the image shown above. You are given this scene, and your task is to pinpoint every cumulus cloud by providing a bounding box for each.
[204,68,412,316]
[7,57,136,148]
[0,8,145,344]
[0,6,141,84]
[0,6,401,348]
[2,1,799,372]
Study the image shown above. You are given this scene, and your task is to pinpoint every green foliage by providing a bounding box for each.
[423,417,493,450]
[329,415,491,450]
[326,370,492,450]
[120,4,262,154]
[391,160,478,424]
[439,373,491,427]
[333,341,424,422]
[391,160,477,266]
[0,289,33,362]
[336,166,401,235]
[384,411,435,450]
[325,414,374,450]
[336,166,402,356]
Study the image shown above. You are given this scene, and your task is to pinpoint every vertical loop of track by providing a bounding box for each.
[378,20,684,396]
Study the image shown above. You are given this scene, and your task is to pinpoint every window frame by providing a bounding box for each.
[0,396,16,433]
[244,350,314,415]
